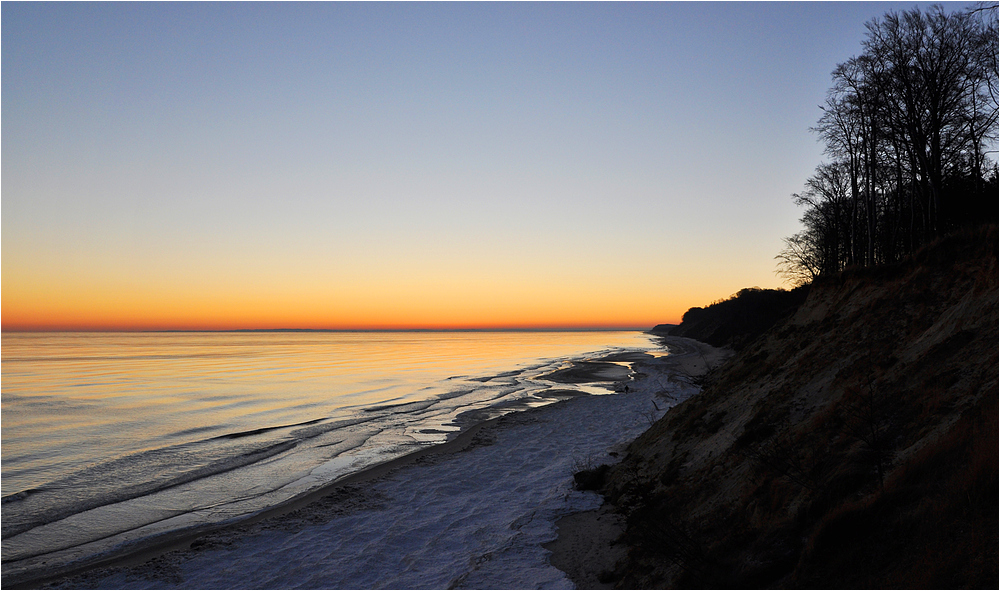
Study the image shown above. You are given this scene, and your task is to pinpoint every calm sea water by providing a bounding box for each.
[1,330,659,577]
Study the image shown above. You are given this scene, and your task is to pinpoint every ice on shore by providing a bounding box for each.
[72,361,697,590]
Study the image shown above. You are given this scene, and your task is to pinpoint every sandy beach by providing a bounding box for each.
[544,336,730,589]
[21,336,728,590]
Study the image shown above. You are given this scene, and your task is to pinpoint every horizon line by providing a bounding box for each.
[2,326,656,334]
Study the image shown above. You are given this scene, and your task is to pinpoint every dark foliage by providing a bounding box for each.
[668,286,809,350]
[778,5,999,283]
[573,464,611,491]
[605,225,998,589]
[647,323,677,335]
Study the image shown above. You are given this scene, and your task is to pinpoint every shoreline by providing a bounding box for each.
[543,336,732,589]
[5,348,645,589]
[7,414,508,589]
[8,336,728,589]
[9,414,508,589]
[10,385,600,589]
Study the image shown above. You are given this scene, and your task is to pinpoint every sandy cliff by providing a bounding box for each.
[600,225,998,588]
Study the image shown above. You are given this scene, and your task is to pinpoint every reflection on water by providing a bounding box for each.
[2,331,654,496]
[1,330,660,578]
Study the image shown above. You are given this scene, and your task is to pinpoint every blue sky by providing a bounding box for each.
[2,2,962,329]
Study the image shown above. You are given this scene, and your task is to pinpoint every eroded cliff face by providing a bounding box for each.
[605,226,998,589]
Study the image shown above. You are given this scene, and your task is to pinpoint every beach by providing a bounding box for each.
[19,336,728,589]
[2,330,654,585]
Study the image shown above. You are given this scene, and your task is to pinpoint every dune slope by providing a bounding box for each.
[603,225,998,588]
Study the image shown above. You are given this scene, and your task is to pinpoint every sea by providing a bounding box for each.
[1,330,675,586]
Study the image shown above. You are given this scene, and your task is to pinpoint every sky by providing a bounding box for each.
[2,1,961,331]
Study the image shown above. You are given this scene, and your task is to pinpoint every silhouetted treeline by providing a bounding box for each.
[661,287,809,350]
[778,5,998,285]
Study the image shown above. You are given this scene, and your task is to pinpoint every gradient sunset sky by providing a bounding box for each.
[2,2,955,331]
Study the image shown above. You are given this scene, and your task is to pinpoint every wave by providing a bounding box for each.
[363,399,439,413]
[1,488,42,505]
[3,436,301,540]
[210,418,328,440]
[0,407,400,544]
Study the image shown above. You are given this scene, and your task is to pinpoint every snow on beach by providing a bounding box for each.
[2,330,653,584]
[54,350,704,590]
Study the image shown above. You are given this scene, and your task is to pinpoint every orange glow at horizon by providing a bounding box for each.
[5,1,872,336]
[3,205,779,333]
[2,287,693,332]
[2,266,714,332]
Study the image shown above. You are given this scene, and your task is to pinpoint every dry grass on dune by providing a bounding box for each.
[600,225,998,589]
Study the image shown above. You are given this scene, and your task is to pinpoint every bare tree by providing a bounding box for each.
[776,231,822,287]
[778,4,998,284]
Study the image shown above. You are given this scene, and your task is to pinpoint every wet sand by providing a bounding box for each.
[539,360,634,384]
